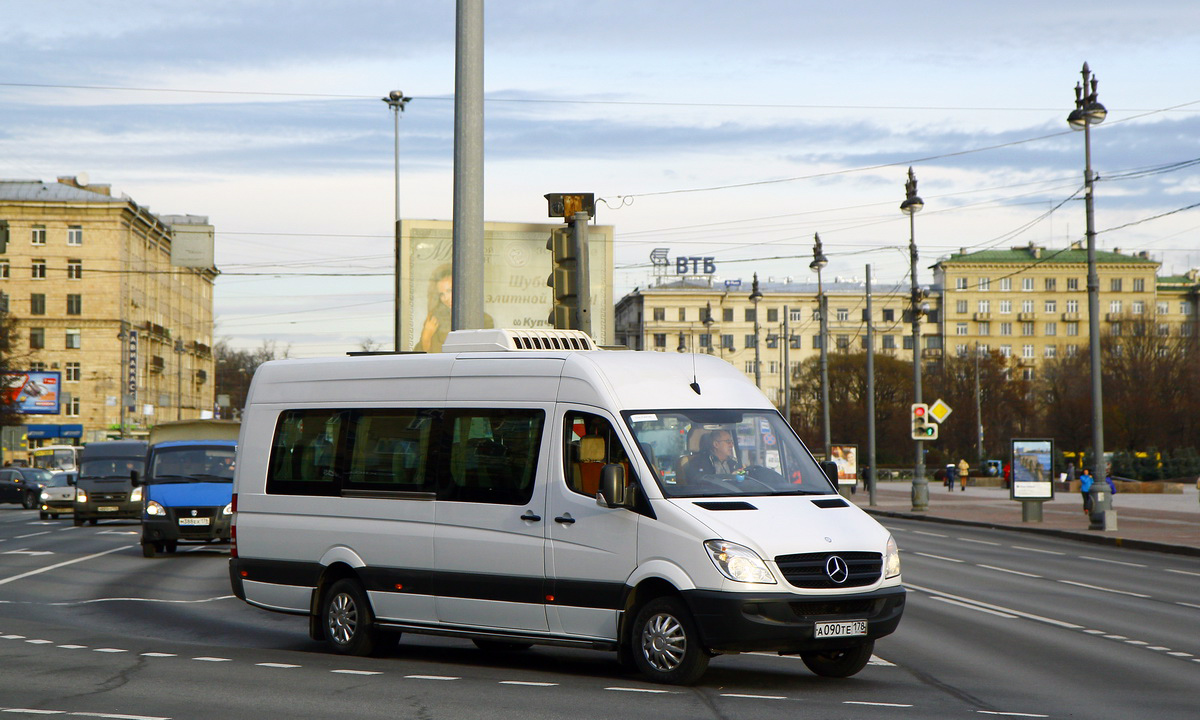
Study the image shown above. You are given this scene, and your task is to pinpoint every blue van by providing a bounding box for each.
[137,420,239,558]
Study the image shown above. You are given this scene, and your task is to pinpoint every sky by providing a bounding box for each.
[3,1,1199,356]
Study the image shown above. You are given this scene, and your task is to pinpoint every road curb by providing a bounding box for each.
[862,508,1200,558]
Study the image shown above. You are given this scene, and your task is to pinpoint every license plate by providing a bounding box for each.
[98,506,118,512]
[178,518,210,526]
[814,620,867,638]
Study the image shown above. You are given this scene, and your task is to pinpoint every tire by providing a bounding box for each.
[165,542,178,554]
[73,517,85,527]
[321,578,379,657]
[629,596,709,685]
[801,640,875,678]
[88,518,98,526]
[473,639,533,653]
[142,542,158,558]
[23,493,37,510]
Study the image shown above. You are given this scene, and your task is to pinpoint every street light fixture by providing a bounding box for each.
[810,233,831,460]
[749,274,763,387]
[901,167,928,512]
[703,301,715,354]
[1068,62,1109,530]
[382,90,412,352]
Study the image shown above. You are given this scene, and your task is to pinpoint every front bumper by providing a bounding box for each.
[75,500,141,521]
[682,584,906,654]
[143,507,232,544]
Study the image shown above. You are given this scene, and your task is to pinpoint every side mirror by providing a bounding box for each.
[130,470,141,487]
[597,463,626,509]
[820,460,839,486]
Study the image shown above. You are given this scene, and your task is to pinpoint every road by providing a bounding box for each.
[0,507,1197,719]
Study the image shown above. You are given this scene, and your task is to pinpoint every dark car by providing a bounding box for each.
[74,440,148,526]
[0,467,55,509]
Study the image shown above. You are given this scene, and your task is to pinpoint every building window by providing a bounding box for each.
[1023,368,1035,381]
[32,259,47,279]
[978,300,990,313]
[1110,278,1123,292]
[723,308,734,322]
[978,277,990,291]
[1044,278,1057,291]
[67,259,82,279]
[744,361,755,374]
[956,323,968,336]
[956,300,968,314]
[768,361,779,374]
[882,309,894,322]
[1109,300,1122,314]
[1000,322,1013,336]
[1157,324,1170,337]
[65,395,81,417]
[66,329,81,349]
[1044,300,1057,313]
[65,362,81,382]
[1182,324,1194,337]
[652,333,666,348]
[977,344,989,354]
[766,335,778,349]
[813,335,824,349]
[1156,301,1168,315]
[999,345,1012,357]
[1111,323,1122,336]
[677,308,686,322]
[1067,277,1080,291]
[652,307,665,322]
[789,335,801,349]
[835,308,849,322]
[721,334,734,349]
[1022,322,1035,336]
[1181,302,1193,316]
[903,336,914,350]
[1045,322,1057,336]
[31,225,46,245]
[767,308,778,323]
[977,322,990,336]
[999,300,1012,314]
[0,260,8,278]
[1022,344,1034,359]
[880,335,894,349]
[1133,278,1145,292]
[1066,344,1079,357]
[1066,322,1080,336]
[1022,277,1034,291]
[789,309,803,323]
[699,333,712,348]
[744,334,757,348]
[30,293,46,315]
[955,277,968,290]
[0,292,7,313]
[744,309,757,323]
[1067,300,1079,313]
[1131,301,1144,315]
[999,278,1012,291]
[30,328,45,349]
[30,361,46,372]
[1044,345,1057,359]
[1022,300,1034,314]
[66,294,82,315]
[836,336,850,351]
[67,226,83,246]
[956,344,968,356]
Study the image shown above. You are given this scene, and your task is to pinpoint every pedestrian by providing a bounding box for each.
[1079,467,1094,514]
[958,458,969,491]
[1002,462,1011,489]
[944,463,957,490]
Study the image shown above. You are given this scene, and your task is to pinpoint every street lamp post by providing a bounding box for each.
[810,234,831,459]
[749,274,763,387]
[901,167,928,511]
[703,301,715,355]
[1068,62,1110,530]
[382,90,411,352]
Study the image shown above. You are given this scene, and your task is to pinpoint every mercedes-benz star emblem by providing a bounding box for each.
[825,555,850,584]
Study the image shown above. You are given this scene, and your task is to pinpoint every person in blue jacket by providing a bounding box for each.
[1080,467,1116,514]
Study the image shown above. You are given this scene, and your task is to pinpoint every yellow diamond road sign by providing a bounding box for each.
[928,398,952,423]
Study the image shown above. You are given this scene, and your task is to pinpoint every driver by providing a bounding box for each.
[683,429,742,483]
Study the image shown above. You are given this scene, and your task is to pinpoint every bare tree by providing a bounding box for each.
[0,310,26,429]
[213,340,290,420]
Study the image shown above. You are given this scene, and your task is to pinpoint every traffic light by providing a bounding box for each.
[911,403,938,440]
[547,225,578,329]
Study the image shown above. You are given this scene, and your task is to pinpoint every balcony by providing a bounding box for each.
[921,348,943,359]
[1062,312,1081,321]
[973,312,992,321]
[1106,313,1124,322]
[1017,312,1037,322]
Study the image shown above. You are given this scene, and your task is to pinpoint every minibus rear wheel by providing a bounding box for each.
[801,640,874,678]
[630,596,709,685]
[322,578,378,657]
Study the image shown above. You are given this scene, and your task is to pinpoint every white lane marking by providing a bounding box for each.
[332,669,381,675]
[49,596,235,607]
[256,662,300,669]
[2,710,63,715]
[605,687,672,694]
[404,675,458,681]
[1058,580,1150,599]
[911,530,949,538]
[192,657,231,662]
[912,552,965,563]
[97,531,139,536]
[141,653,176,658]
[1012,546,1065,556]
[0,545,133,587]
[2,635,26,640]
[1082,629,1106,635]
[1079,556,1146,568]
[977,564,1041,579]
[722,693,787,700]
[1103,634,1127,640]
[499,681,557,686]
[1168,652,1193,657]
[1176,602,1200,610]
[868,655,895,666]
[1124,640,1149,646]
[931,596,1018,619]
[3,550,53,556]
[57,645,87,649]
[1147,646,1170,651]
[1165,568,1200,578]
[976,713,1048,718]
[14,532,51,539]
[845,701,913,707]
[25,639,53,644]
[68,712,169,720]
[906,583,1083,630]
[94,648,127,653]
[960,538,1002,546]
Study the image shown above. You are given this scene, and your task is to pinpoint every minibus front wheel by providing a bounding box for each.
[801,640,874,678]
[321,578,379,657]
[630,596,709,685]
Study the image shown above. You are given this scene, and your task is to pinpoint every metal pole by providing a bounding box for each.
[751,274,763,388]
[783,305,792,427]
[572,211,591,336]
[866,265,877,506]
[818,268,831,456]
[393,101,402,351]
[975,342,984,467]
[910,210,927,511]
[452,0,485,331]
[1083,97,1109,529]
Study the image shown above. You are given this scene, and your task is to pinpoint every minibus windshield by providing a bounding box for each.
[623,409,836,498]
[148,447,235,484]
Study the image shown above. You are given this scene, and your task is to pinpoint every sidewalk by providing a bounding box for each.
[849,481,1200,557]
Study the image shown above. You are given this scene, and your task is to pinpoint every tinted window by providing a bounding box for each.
[266,410,345,496]
[441,409,543,505]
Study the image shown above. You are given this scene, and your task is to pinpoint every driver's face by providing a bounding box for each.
[711,432,734,460]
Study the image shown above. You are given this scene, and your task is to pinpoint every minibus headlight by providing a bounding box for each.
[130,486,143,503]
[145,500,166,516]
[704,540,776,584]
[885,534,901,579]
[75,489,88,503]
[222,502,233,516]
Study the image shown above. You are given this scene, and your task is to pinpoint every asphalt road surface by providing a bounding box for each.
[0,508,1196,719]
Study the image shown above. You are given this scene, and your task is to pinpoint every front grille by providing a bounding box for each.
[775,551,882,589]
[92,492,128,502]
[789,599,877,617]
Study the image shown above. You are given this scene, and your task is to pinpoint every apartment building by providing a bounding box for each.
[1,177,216,447]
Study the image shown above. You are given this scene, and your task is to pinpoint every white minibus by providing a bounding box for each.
[229,329,904,685]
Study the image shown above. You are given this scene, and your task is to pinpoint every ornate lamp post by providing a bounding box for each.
[810,233,831,458]
[1068,63,1110,530]
[901,167,927,511]
[749,274,763,387]
[382,90,411,352]
[703,301,715,354]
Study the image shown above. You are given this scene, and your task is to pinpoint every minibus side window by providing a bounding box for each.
[563,411,638,497]
[266,410,344,496]
[344,410,435,493]
[440,409,543,505]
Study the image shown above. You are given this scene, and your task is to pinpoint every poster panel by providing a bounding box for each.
[1010,438,1055,500]
[829,444,858,486]
[1,371,62,414]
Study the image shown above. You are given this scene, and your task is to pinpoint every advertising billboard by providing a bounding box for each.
[1010,438,1055,500]
[1,371,62,415]
[400,220,614,352]
[829,444,858,487]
